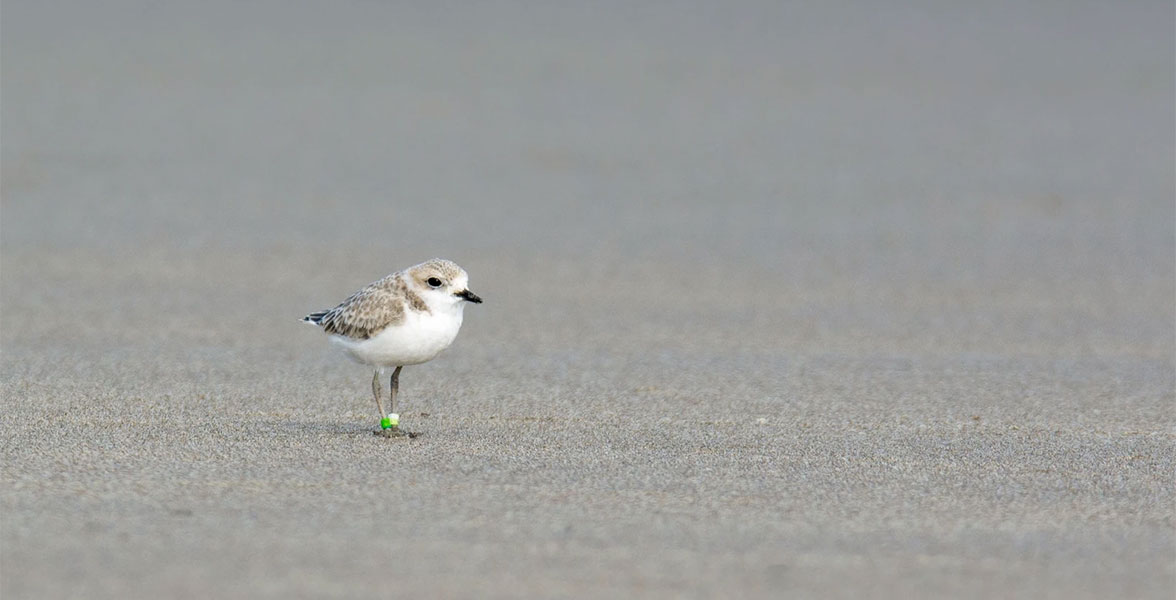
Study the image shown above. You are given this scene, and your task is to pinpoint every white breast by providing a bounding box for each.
[330,308,464,367]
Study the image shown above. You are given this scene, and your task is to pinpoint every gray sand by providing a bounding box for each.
[2,1,1173,598]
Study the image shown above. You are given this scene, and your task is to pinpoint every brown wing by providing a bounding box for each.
[308,275,406,339]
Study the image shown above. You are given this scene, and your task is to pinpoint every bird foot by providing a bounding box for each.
[373,428,419,439]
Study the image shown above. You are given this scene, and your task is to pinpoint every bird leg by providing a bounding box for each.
[389,366,403,418]
[371,368,386,421]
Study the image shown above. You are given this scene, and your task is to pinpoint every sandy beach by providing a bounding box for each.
[2,1,1173,598]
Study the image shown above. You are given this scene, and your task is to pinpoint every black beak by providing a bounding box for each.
[456,289,483,303]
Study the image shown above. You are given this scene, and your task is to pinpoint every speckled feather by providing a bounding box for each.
[304,275,408,339]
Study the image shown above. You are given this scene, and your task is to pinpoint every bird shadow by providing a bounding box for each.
[268,420,422,439]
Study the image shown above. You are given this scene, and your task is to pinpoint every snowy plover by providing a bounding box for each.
[303,258,482,432]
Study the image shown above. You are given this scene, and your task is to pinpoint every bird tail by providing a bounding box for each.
[302,311,328,326]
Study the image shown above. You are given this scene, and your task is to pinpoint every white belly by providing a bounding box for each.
[330,309,464,367]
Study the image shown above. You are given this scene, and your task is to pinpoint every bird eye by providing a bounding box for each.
[427,277,443,288]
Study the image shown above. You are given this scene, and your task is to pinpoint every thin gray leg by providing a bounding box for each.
[389,366,403,418]
[371,368,386,420]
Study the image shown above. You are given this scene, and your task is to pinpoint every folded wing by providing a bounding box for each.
[302,275,406,340]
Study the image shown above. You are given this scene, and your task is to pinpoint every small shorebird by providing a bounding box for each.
[302,258,482,433]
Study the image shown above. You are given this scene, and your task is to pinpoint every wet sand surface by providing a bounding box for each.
[2,2,1173,598]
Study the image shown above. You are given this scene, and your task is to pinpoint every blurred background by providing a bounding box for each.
[3,1,1173,598]
[4,0,1172,373]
